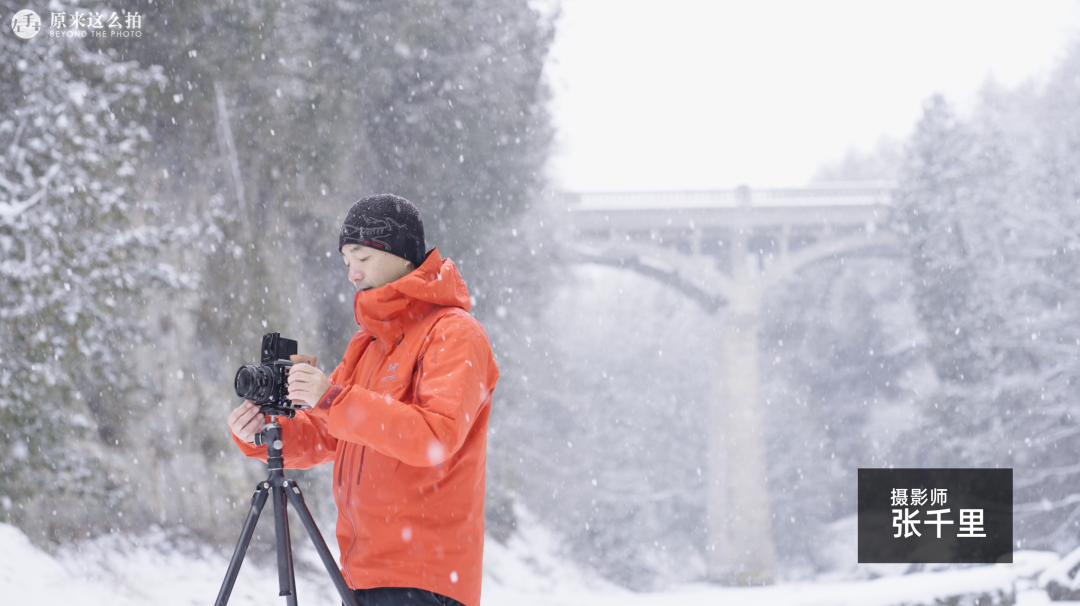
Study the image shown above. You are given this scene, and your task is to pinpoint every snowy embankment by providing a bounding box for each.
[0,516,1073,606]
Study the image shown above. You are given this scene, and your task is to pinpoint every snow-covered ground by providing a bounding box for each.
[0,514,1074,606]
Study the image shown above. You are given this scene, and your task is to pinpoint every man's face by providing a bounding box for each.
[341,244,415,292]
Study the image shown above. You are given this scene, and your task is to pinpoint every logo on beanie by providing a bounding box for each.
[341,216,405,252]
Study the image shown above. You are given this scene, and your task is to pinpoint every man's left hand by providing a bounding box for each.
[288,362,331,406]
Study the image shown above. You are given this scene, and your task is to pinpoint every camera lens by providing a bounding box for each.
[235,364,274,402]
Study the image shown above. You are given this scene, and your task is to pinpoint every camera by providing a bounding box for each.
[234,332,307,418]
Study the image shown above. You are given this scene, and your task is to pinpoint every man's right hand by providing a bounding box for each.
[228,400,265,444]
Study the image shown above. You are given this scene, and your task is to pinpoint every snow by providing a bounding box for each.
[0,522,344,606]
[0,517,1072,606]
[1039,543,1080,593]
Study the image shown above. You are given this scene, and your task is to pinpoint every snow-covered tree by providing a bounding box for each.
[0,7,176,539]
[893,63,1080,550]
[759,253,926,576]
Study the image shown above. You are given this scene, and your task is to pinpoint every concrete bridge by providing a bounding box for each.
[552,184,899,584]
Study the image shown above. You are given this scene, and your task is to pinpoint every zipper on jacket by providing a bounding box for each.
[342,340,385,584]
[340,441,360,587]
[356,445,367,485]
[412,356,425,405]
[335,447,343,488]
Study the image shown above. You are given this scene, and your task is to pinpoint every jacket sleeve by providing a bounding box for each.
[230,360,347,469]
[228,409,336,469]
[317,316,496,467]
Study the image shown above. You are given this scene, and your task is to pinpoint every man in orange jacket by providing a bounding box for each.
[227,194,498,606]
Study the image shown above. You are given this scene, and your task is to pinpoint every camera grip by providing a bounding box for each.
[290,354,317,366]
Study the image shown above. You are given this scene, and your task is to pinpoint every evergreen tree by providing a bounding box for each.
[894,67,1080,549]
[0,4,178,540]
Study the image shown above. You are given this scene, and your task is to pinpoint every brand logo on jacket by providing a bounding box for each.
[380,362,400,382]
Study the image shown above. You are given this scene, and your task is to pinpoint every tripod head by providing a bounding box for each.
[252,415,284,448]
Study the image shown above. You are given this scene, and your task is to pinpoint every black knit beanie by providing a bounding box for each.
[338,194,426,268]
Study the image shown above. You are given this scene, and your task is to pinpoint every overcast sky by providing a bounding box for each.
[545,0,1080,192]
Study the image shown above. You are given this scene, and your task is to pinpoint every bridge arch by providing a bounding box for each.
[553,184,900,583]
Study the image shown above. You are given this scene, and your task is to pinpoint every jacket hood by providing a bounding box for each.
[353,247,471,342]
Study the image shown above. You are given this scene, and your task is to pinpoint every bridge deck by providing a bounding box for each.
[557,184,895,211]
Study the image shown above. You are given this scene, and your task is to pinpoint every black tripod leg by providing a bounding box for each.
[282,479,360,606]
[215,482,271,606]
[272,483,299,606]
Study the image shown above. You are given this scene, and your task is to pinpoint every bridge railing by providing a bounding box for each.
[554,183,896,211]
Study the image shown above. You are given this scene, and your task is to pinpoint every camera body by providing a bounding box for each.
[234,332,304,418]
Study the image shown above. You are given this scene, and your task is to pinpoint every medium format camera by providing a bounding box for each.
[234,332,309,417]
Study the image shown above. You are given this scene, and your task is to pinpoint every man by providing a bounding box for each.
[227,193,498,606]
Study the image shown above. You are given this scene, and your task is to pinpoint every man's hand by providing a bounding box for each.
[288,363,330,407]
[228,400,264,444]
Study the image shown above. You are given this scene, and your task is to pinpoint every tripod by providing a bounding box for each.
[215,417,360,606]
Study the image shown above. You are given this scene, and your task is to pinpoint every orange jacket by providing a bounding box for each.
[233,248,498,606]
